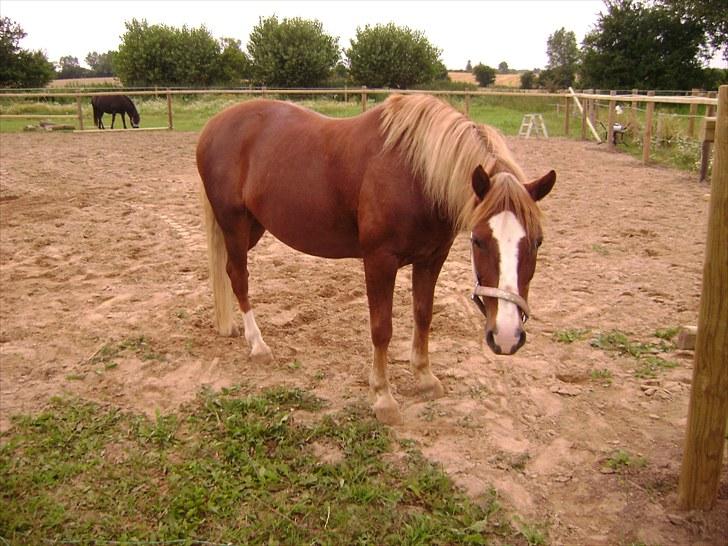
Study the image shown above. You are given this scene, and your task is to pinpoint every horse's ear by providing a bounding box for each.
[525,170,556,202]
[472,165,491,202]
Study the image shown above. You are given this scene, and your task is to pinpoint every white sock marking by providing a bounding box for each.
[243,310,269,357]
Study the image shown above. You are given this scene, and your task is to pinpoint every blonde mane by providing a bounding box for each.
[379,94,539,234]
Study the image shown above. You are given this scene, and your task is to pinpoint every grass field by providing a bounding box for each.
[0,387,543,545]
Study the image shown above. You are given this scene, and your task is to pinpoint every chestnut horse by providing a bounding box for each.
[197,94,555,424]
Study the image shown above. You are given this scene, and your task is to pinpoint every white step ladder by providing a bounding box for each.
[518,114,548,138]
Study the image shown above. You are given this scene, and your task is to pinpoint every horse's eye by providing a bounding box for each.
[535,238,543,249]
[471,237,483,249]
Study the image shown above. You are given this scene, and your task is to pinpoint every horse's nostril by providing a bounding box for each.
[515,330,527,351]
[485,330,502,354]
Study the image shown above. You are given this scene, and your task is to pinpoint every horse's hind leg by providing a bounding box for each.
[363,252,402,425]
[222,212,272,363]
[111,113,116,129]
[410,258,447,400]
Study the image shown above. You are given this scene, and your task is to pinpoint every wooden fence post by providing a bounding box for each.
[166,90,173,130]
[581,89,592,140]
[699,91,718,182]
[688,88,700,138]
[564,96,570,137]
[75,93,84,131]
[678,84,728,511]
[630,88,638,128]
[361,86,368,112]
[642,91,655,163]
[607,90,617,150]
[591,89,600,126]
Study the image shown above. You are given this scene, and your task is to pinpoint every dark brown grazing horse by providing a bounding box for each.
[91,95,140,129]
[197,94,555,425]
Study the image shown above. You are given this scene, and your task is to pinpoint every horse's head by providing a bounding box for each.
[469,165,555,355]
[130,112,140,128]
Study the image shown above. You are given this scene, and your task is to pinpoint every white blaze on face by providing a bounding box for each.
[488,210,526,351]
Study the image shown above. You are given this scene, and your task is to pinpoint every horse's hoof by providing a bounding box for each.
[373,398,403,426]
[250,343,273,364]
[417,375,445,400]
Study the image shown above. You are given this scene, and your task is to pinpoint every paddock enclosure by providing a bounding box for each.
[0,130,726,544]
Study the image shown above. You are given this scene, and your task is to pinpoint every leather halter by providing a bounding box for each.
[470,235,531,322]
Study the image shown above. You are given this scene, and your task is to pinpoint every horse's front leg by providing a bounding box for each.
[411,258,447,399]
[121,113,127,129]
[111,113,116,129]
[363,253,401,425]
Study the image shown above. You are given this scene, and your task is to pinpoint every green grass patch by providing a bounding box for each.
[552,328,591,344]
[590,329,677,379]
[88,335,165,367]
[589,368,613,384]
[603,449,648,473]
[634,355,678,379]
[0,386,532,545]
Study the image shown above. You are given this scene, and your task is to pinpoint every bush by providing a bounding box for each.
[472,64,496,87]
[520,70,536,90]
[115,19,244,87]
[346,23,443,89]
[248,16,340,88]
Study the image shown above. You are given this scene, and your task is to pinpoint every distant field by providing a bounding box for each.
[49,74,522,89]
[448,71,522,88]
[48,77,121,88]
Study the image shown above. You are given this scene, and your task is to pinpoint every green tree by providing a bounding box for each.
[85,50,116,76]
[115,19,228,86]
[545,27,579,88]
[658,0,728,61]
[498,61,509,73]
[0,17,55,87]
[346,23,443,88]
[247,16,339,87]
[579,0,707,89]
[466,59,472,71]
[472,63,496,87]
[57,55,93,79]
[218,38,250,85]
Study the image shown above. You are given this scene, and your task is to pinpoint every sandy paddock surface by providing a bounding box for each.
[0,128,726,545]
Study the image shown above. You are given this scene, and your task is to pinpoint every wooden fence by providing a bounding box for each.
[0,87,719,172]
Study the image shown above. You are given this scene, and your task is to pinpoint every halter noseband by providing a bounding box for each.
[470,234,531,322]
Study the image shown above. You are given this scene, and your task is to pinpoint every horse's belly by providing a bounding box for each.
[250,200,362,259]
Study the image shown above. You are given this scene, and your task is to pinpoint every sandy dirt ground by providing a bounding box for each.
[1,128,726,545]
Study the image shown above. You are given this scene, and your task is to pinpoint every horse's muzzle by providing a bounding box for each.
[486,328,526,355]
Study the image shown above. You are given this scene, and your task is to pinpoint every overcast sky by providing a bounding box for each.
[3,0,725,71]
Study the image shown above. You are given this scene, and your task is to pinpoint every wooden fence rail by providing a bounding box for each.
[0,87,720,171]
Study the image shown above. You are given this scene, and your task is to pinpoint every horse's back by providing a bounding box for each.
[198,100,389,258]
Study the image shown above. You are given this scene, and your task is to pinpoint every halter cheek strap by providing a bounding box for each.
[470,233,531,322]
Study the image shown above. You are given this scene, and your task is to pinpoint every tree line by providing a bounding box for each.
[1,0,726,91]
[525,0,726,91]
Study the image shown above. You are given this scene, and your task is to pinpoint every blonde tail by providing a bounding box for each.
[200,183,238,336]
